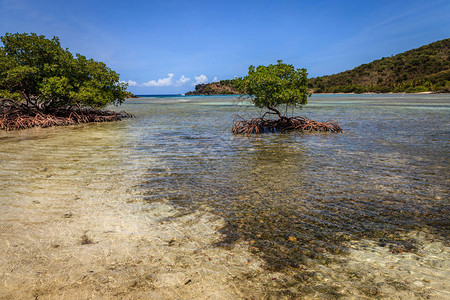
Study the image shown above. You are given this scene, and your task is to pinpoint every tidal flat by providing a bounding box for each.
[0,95,449,299]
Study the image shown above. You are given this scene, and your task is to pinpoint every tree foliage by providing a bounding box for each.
[237,60,310,117]
[309,38,450,93]
[0,33,128,111]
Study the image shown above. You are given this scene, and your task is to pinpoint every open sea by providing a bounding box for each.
[0,94,449,298]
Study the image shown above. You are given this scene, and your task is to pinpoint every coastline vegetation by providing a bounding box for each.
[0,33,130,130]
[187,38,450,95]
[232,60,342,134]
[185,81,240,95]
[309,38,450,93]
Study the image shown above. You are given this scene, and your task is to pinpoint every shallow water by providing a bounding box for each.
[1,94,449,298]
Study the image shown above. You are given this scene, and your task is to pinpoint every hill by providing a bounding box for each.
[185,80,241,95]
[186,39,449,95]
[309,38,450,93]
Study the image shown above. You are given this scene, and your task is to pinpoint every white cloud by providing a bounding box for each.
[213,76,218,82]
[194,74,208,85]
[121,80,138,86]
[176,75,190,85]
[122,74,192,87]
[143,73,175,87]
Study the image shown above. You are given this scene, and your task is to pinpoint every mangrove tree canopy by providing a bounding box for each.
[237,60,310,118]
[0,32,128,111]
[232,61,341,134]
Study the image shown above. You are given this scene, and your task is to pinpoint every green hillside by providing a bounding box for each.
[186,39,449,95]
[308,38,450,93]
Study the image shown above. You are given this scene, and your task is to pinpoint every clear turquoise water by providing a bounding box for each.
[121,94,449,269]
[1,94,449,297]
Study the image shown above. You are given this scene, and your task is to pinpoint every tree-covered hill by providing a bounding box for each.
[187,39,449,95]
[185,80,241,95]
[309,38,450,93]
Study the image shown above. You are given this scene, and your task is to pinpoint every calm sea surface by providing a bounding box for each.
[1,94,449,297]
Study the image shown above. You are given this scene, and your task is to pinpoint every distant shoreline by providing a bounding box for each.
[135,91,448,97]
[310,91,447,95]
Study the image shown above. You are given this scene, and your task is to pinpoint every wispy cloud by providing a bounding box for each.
[1,0,39,17]
[194,74,208,85]
[213,76,218,82]
[330,2,447,54]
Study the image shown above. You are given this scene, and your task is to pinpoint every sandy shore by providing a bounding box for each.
[1,188,449,299]
[1,118,449,299]
[0,189,274,299]
[0,126,272,299]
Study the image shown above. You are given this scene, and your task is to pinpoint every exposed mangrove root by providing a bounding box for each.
[232,114,342,134]
[0,100,133,131]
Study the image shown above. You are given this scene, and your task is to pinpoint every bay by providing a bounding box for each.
[1,94,449,298]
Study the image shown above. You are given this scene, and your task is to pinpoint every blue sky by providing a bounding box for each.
[1,0,449,94]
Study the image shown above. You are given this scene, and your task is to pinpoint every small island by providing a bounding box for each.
[185,81,241,95]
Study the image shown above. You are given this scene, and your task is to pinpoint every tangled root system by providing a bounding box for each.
[232,115,342,134]
[1,100,132,131]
